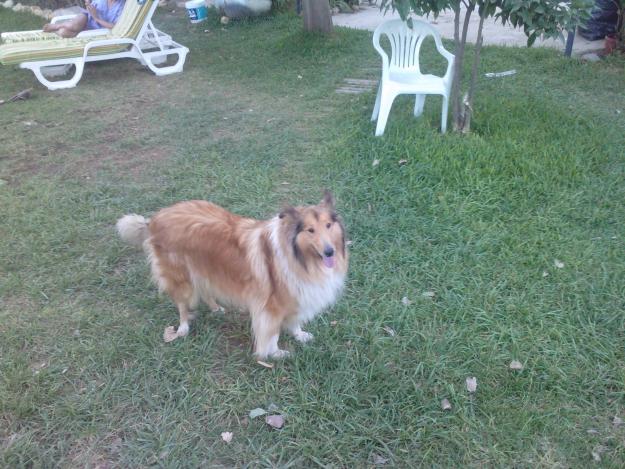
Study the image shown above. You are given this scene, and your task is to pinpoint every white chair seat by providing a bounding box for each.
[388,72,447,93]
[371,19,455,136]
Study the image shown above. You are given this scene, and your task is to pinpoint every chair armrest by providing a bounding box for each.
[77,29,111,38]
[51,14,79,24]
[435,42,455,85]
[372,28,390,80]
[82,37,136,59]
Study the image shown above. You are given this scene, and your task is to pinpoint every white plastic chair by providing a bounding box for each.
[371,19,454,136]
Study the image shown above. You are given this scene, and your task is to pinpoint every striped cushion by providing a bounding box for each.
[1,31,63,44]
[0,0,154,66]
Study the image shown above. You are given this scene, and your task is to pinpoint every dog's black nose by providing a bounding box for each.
[324,246,335,257]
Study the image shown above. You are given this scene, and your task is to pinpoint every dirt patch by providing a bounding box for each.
[63,433,123,469]
[1,141,171,184]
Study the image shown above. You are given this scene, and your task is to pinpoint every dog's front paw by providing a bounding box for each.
[294,330,314,343]
[270,349,291,359]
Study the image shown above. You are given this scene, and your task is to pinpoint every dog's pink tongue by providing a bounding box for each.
[323,255,335,268]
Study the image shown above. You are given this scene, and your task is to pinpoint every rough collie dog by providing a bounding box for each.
[116,191,348,359]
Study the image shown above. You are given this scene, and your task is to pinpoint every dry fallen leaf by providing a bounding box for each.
[422,291,435,298]
[542,271,549,278]
[613,416,623,426]
[346,240,353,246]
[372,159,380,167]
[554,259,564,269]
[441,398,452,410]
[466,377,477,393]
[398,159,407,166]
[509,360,524,371]
[382,326,396,337]
[587,429,599,435]
[401,296,411,306]
[221,431,233,443]
[330,320,338,326]
[249,408,267,419]
[373,454,389,465]
[256,360,274,369]
[267,403,279,412]
[297,74,303,79]
[265,414,285,429]
[591,444,607,462]
[163,326,179,343]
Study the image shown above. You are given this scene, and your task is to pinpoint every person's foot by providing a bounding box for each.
[42,23,58,32]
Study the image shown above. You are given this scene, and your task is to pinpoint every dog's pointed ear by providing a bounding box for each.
[279,206,300,220]
[321,190,335,209]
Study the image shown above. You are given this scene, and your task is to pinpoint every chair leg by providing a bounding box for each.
[375,89,397,137]
[371,80,382,122]
[24,59,84,90]
[441,95,449,133]
[414,94,425,117]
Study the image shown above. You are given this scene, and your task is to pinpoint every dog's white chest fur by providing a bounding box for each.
[293,272,345,323]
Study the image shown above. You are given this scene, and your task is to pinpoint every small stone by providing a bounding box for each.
[3,0,14,8]
[422,291,435,298]
[441,398,452,410]
[554,259,564,269]
[220,16,229,24]
[398,159,408,166]
[372,159,380,167]
[509,360,523,371]
[401,296,411,306]
[221,431,233,442]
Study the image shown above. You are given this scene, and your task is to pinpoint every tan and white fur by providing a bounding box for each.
[116,191,348,359]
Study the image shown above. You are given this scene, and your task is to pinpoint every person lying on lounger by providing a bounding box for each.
[42,0,126,38]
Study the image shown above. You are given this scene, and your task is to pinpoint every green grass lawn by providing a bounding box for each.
[1,6,625,467]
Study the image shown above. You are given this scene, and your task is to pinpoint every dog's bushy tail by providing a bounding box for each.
[116,214,150,248]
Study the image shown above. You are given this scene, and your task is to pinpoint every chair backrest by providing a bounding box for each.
[111,0,158,38]
[373,19,444,72]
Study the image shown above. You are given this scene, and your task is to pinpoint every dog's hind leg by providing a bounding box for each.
[252,311,289,359]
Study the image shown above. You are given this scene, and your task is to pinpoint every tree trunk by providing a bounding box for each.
[451,2,474,132]
[459,11,485,133]
[302,0,333,34]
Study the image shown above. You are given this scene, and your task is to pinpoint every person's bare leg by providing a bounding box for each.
[56,27,80,38]
[44,13,88,36]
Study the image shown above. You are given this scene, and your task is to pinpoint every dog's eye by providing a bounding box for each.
[326,223,331,229]
[308,228,315,233]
